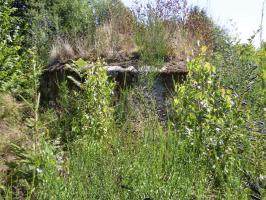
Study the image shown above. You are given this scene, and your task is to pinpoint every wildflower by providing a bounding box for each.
[200,100,208,109]
[185,127,193,136]
[215,128,221,132]
[37,168,43,173]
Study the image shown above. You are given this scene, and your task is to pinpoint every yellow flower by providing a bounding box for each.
[204,62,216,73]
[201,46,208,54]
[221,88,226,97]
[263,69,266,81]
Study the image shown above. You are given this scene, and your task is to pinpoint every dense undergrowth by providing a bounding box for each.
[0,0,266,199]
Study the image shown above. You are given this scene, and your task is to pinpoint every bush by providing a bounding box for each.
[133,1,221,65]
[1,0,265,199]
[26,0,96,63]
[172,49,264,197]
[0,0,38,99]
[36,59,116,199]
[184,6,215,49]
[47,59,115,142]
[0,0,23,91]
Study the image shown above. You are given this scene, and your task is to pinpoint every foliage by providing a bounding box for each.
[24,52,265,199]
[36,59,117,199]
[133,0,188,65]
[0,0,41,101]
[206,35,266,181]
[48,59,115,142]
[91,0,125,25]
[135,20,169,65]
[258,43,266,103]
[0,1,22,93]
[133,1,220,65]
[172,49,265,197]
[0,0,265,199]
[25,0,96,63]
[25,0,133,64]
[184,6,215,47]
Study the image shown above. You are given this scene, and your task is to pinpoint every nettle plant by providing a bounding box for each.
[172,47,253,188]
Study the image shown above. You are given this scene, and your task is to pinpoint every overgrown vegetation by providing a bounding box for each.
[0,0,265,199]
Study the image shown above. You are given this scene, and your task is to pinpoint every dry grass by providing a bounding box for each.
[0,94,21,124]
[167,27,200,60]
[94,22,136,58]
[48,2,137,65]
[94,3,136,59]
[49,26,136,65]
[47,5,215,66]
[49,36,99,63]
[159,9,216,62]
[0,94,29,184]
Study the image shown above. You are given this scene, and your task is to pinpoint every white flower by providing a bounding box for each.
[215,128,221,132]
[197,40,201,47]
[185,127,193,136]
[200,100,208,109]
[37,168,43,173]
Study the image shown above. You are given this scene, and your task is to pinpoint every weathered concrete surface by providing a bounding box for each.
[40,60,188,119]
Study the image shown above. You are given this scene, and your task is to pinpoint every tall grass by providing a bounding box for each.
[1,0,266,199]
[22,55,264,199]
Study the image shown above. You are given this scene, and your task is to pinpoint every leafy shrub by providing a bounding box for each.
[0,0,39,100]
[172,49,263,197]
[27,0,135,64]
[26,0,96,63]
[48,59,115,142]
[36,59,117,199]
[1,0,265,199]
[0,0,24,91]
[91,0,123,25]
[251,42,266,116]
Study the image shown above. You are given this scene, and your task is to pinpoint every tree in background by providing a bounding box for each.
[0,0,35,98]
